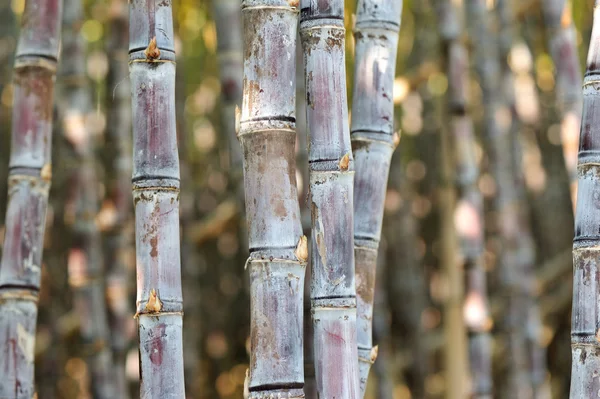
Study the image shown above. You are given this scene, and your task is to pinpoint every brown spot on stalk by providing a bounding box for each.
[338,153,350,171]
[146,289,162,313]
[294,235,308,262]
[288,0,299,7]
[148,324,166,365]
[41,164,52,181]
[150,236,158,258]
[144,37,161,60]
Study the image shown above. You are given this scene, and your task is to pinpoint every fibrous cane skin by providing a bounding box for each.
[104,0,134,397]
[435,1,492,397]
[0,0,62,397]
[239,1,306,397]
[350,0,402,395]
[571,1,600,396]
[300,1,360,397]
[541,0,583,207]
[60,0,117,396]
[129,0,186,397]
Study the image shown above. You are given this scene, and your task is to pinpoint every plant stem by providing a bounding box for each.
[571,1,600,396]
[467,0,536,396]
[239,1,306,397]
[128,0,186,396]
[104,0,134,397]
[435,1,493,397]
[300,1,360,397]
[214,0,244,176]
[351,0,402,395]
[0,0,62,397]
[541,0,583,208]
[59,0,117,395]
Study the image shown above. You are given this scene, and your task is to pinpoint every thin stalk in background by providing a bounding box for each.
[129,0,186,396]
[300,0,360,397]
[438,97,468,399]
[0,0,62,397]
[239,1,306,397]
[59,0,116,395]
[497,1,550,397]
[213,0,244,181]
[541,0,583,207]
[467,0,534,396]
[435,0,492,397]
[350,0,402,395]
[571,1,600,396]
[104,0,134,396]
[383,167,429,398]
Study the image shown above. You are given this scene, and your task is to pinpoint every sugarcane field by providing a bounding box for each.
[1,0,599,397]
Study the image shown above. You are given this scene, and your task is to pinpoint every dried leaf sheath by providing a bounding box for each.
[129,0,185,397]
[435,1,492,396]
[350,0,402,395]
[300,1,360,397]
[239,1,306,397]
[571,1,600,396]
[0,0,62,397]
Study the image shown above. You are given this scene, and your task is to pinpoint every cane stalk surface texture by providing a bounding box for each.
[104,0,134,396]
[129,0,185,396]
[239,1,306,397]
[60,0,116,395]
[350,0,402,395]
[541,0,583,206]
[300,1,360,397]
[571,1,600,396]
[436,1,492,396]
[466,0,533,396]
[0,0,61,397]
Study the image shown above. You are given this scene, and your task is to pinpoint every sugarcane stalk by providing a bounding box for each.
[300,1,360,397]
[541,0,583,207]
[439,104,469,399]
[214,0,244,178]
[59,0,117,395]
[435,1,493,396]
[297,31,316,399]
[350,0,402,395]
[466,0,534,396]
[0,0,62,397]
[104,0,134,397]
[239,1,306,397]
[129,0,185,396]
[571,1,600,396]
[496,1,551,397]
[384,170,429,398]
